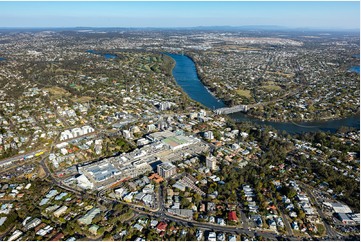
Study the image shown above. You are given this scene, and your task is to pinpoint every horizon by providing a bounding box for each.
[0,25,359,32]
[0,1,359,30]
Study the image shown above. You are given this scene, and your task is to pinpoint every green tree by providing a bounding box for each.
[287,188,297,199]
[181,197,191,208]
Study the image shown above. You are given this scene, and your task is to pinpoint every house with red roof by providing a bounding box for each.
[51,233,64,241]
[156,221,168,232]
[228,211,238,222]
[267,204,277,212]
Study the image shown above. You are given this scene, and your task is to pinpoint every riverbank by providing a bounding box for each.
[167,53,360,133]
[166,53,226,110]
[178,52,360,125]
[185,52,232,106]
[348,66,360,74]
[162,53,205,109]
[245,112,361,124]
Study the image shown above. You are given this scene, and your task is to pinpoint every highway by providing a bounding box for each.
[0,149,44,166]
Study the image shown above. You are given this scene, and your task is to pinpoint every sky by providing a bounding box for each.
[0,1,359,29]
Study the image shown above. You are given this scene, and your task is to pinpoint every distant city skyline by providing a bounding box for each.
[0,1,359,30]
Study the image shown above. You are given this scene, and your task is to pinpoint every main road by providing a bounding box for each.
[300,182,339,239]
[0,149,44,166]
[97,184,309,241]
[35,151,338,241]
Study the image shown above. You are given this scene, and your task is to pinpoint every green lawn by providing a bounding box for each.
[262,85,282,91]
[316,223,326,236]
[236,89,252,98]
[261,81,282,91]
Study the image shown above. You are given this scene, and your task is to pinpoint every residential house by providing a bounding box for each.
[156,222,168,232]
[228,211,238,222]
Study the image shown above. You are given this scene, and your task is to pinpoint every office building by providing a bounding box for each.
[157,162,176,178]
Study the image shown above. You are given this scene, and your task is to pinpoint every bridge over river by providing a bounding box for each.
[214,102,269,114]
[214,105,249,114]
[167,53,359,134]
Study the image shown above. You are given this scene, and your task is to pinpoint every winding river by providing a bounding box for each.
[167,53,360,134]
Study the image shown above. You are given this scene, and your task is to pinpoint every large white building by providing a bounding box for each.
[147,124,156,132]
[82,125,94,134]
[75,130,206,190]
[123,130,131,139]
[76,174,94,190]
[157,162,177,178]
[323,202,352,214]
[71,127,83,137]
[78,208,101,225]
[206,156,217,171]
[204,131,214,140]
[60,126,95,141]
[60,130,73,141]
[53,206,68,218]
[8,230,23,241]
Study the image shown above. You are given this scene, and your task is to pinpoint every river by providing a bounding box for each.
[349,66,360,74]
[168,53,226,110]
[87,50,117,59]
[167,53,360,134]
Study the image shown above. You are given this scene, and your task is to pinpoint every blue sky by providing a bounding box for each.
[0,1,359,29]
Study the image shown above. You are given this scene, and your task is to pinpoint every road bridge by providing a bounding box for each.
[214,105,248,115]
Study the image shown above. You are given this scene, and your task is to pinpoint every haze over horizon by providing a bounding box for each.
[0,1,359,30]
